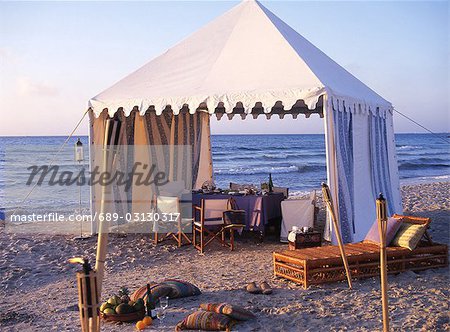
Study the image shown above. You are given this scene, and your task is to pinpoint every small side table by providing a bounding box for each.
[288,231,322,250]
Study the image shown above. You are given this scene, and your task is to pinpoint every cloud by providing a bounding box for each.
[16,76,59,97]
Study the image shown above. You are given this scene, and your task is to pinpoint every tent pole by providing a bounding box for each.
[323,95,339,242]
[88,112,95,235]
[322,183,353,289]
[95,119,113,298]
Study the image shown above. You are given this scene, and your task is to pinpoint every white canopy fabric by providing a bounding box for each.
[89,0,391,118]
[88,0,403,243]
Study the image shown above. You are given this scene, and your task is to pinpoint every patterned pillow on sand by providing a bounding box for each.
[391,223,427,250]
[176,311,233,331]
[200,303,255,321]
[364,217,403,245]
[130,284,172,302]
[162,279,201,299]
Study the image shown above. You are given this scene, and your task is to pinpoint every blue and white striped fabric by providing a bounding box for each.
[333,108,354,243]
[369,112,395,216]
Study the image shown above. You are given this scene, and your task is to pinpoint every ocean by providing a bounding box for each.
[0,133,448,216]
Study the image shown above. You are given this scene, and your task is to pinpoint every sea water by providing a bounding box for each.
[0,133,448,216]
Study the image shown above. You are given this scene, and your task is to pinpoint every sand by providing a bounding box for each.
[1,182,449,331]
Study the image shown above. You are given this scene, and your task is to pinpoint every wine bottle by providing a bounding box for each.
[145,284,157,319]
[268,173,274,193]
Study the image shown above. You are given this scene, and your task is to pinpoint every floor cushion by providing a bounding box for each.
[176,311,233,331]
[200,303,255,321]
[391,222,428,250]
[130,284,172,302]
[162,279,202,298]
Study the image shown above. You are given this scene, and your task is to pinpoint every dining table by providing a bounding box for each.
[191,192,284,234]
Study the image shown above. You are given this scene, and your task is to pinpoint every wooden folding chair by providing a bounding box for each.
[192,198,245,253]
[152,195,192,247]
[272,186,289,199]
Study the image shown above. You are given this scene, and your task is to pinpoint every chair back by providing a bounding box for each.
[202,199,230,221]
[273,186,289,198]
[159,180,187,196]
[309,190,316,204]
[156,196,180,217]
[280,193,315,242]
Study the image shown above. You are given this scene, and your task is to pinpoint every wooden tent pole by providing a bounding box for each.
[321,183,353,289]
[95,118,121,297]
[376,193,390,332]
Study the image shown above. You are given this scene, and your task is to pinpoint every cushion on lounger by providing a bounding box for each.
[200,303,255,321]
[391,222,428,250]
[162,279,201,298]
[364,217,403,245]
[176,311,233,331]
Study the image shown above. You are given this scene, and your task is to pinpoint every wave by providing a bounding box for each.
[399,162,450,171]
[215,165,297,175]
[262,153,288,160]
[396,145,421,150]
[411,157,450,164]
[214,164,325,175]
[236,147,261,151]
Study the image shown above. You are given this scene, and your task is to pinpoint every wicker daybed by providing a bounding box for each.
[273,215,448,288]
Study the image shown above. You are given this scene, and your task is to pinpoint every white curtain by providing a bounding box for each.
[324,97,403,243]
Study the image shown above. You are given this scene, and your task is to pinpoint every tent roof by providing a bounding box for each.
[89,0,391,117]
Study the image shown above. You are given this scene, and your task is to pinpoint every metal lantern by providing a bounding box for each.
[74,138,88,240]
[75,138,84,163]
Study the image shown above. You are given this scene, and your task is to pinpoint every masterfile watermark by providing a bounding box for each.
[26,162,169,192]
[4,144,193,235]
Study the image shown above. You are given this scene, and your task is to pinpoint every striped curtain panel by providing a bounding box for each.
[369,112,395,216]
[143,109,210,190]
[89,109,213,224]
[333,108,354,243]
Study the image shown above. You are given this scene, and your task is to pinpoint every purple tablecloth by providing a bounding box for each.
[192,193,284,233]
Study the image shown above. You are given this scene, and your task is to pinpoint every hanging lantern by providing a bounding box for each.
[75,138,84,163]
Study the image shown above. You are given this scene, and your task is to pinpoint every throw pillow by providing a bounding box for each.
[200,303,255,321]
[176,311,233,331]
[391,223,428,250]
[162,279,201,298]
[364,217,403,245]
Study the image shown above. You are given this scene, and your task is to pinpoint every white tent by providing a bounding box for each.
[88,0,402,243]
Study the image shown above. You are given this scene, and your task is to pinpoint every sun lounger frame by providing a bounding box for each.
[273,241,448,288]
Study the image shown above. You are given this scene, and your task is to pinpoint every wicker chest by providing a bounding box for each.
[288,231,322,250]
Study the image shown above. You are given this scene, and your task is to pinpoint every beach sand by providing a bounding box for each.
[1,182,449,331]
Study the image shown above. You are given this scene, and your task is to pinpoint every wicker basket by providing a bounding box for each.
[101,309,145,322]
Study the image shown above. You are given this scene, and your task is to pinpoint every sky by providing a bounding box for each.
[0,0,448,136]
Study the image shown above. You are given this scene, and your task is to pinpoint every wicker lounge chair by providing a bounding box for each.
[273,215,448,288]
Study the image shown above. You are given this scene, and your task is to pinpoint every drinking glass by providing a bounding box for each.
[160,296,169,310]
[156,306,166,328]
